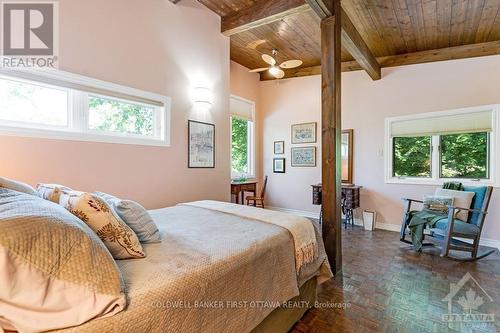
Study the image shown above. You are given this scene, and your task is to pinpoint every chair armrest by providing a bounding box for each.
[402,198,423,204]
[447,205,488,215]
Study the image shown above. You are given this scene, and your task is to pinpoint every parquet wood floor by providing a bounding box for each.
[291,228,500,333]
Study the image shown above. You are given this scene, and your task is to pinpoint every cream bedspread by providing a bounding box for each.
[53,204,332,333]
[181,201,319,274]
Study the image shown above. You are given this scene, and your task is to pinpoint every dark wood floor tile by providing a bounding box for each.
[291,227,500,333]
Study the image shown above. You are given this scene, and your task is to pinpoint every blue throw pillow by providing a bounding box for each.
[463,186,487,226]
[95,192,161,243]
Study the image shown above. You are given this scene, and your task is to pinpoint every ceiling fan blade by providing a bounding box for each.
[274,69,285,79]
[280,60,303,69]
[262,54,277,66]
[249,68,269,73]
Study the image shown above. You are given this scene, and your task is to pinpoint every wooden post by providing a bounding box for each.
[320,1,342,273]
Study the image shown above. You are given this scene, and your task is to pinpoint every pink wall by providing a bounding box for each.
[259,55,500,242]
[0,0,231,209]
[229,61,263,183]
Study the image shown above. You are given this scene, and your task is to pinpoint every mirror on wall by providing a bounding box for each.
[342,129,353,184]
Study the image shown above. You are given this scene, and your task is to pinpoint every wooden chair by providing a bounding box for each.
[400,186,495,261]
[246,176,268,208]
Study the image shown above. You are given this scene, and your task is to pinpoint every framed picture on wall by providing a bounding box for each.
[273,158,286,173]
[291,147,316,167]
[291,122,317,144]
[188,120,215,168]
[274,141,285,154]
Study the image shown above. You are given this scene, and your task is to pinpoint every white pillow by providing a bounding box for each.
[0,177,36,195]
[435,189,475,222]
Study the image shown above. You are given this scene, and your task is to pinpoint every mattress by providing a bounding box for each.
[53,205,331,333]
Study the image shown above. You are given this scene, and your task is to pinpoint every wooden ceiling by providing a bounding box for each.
[197,0,500,80]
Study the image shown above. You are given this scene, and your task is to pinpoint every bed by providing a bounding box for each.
[52,202,332,333]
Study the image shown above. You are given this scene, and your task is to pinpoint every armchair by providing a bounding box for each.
[400,186,495,261]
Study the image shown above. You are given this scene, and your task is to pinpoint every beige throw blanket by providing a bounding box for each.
[181,200,319,273]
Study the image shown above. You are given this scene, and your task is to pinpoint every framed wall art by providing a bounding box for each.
[188,120,215,168]
[273,158,286,173]
[274,141,285,154]
[291,147,316,167]
[291,122,316,144]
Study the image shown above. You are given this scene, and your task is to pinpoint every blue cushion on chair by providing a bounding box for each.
[434,218,480,236]
[463,186,487,226]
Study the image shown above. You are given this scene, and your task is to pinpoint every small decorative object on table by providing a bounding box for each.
[291,147,316,167]
[273,158,285,173]
[274,141,285,154]
[291,122,316,144]
[188,120,215,168]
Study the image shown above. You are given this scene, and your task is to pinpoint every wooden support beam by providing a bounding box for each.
[260,40,500,80]
[306,0,381,80]
[369,40,500,69]
[320,2,342,274]
[221,0,310,37]
[340,8,380,80]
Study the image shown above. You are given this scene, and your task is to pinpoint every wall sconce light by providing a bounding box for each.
[192,87,213,110]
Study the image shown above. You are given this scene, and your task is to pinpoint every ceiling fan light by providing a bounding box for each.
[269,66,280,76]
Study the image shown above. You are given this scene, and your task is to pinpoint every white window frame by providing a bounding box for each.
[230,94,256,179]
[0,68,171,147]
[385,104,499,187]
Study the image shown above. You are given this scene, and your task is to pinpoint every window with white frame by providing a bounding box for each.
[385,105,499,186]
[0,70,170,146]
[230,95,255,179]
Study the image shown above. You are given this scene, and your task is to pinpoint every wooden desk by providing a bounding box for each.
[231,180,257,205]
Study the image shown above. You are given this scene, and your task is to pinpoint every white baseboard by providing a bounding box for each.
[267,206,500,250]
[374,222,402,232]
[267,206,319,219]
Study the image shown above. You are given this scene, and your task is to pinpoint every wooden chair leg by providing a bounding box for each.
[400,200,412,243]
[441,209,456,257]
[472,236,480,258]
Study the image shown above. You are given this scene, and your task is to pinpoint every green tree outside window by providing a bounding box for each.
[231,117,249,174]
[393,136,432,177]
[88,96,154,136]
[440,132,488,179]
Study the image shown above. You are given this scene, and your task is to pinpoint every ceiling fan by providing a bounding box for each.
[249,49,303,79]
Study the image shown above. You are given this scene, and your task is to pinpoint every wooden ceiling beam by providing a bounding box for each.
[221,0,310,37]
[260,40,500,80]
[306,0,381,80]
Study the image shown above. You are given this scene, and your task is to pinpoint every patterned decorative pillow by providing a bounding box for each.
[60,192,145,259]
[36,183,73,203]
[423,196,454,214]
[0,177,36,195]
[0,188,125,332]
[435,189,475,222]
[95,192,161,243]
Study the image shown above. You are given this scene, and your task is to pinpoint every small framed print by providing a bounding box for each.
[291,147,316,167]
[291,122,317,144]
[273,158,286,173]
[188,120,215,168]
[274,141,285,154]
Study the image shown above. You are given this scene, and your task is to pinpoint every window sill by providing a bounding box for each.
[385,177,497,188]
[0,125,170,147]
